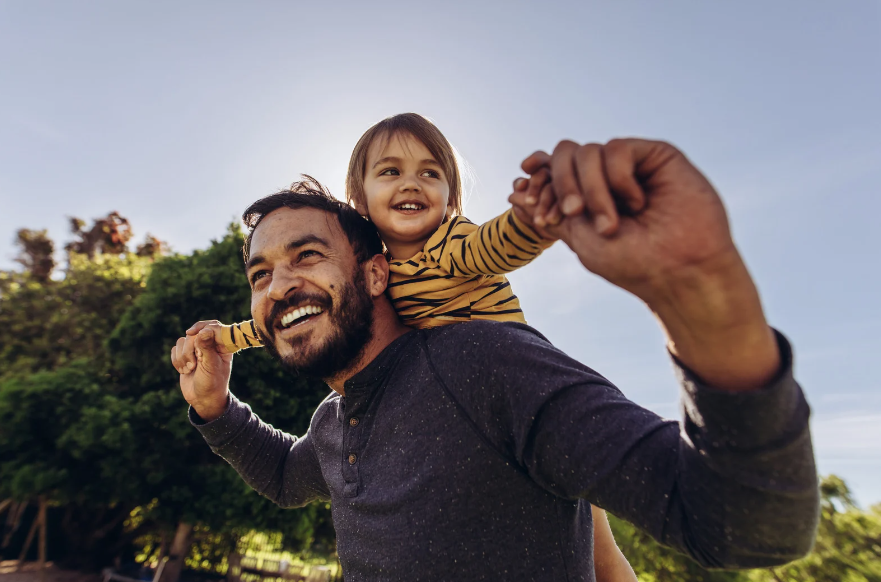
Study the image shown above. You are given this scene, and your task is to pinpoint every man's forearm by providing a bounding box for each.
[646,247,780,392]
[192,395,329,508]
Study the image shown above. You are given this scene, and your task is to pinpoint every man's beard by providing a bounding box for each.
[259,266,375,381]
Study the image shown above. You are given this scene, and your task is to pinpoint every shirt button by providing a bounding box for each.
[348,454,357,464]
[349,417,359,427]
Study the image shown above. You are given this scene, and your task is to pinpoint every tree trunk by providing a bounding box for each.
[156,522,193,582]
[17,510,39,565]
[38,498,47,582]
[2,501,27,549]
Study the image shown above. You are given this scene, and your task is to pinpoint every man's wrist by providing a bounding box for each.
[191,391,230,423]
[645,249,781,392]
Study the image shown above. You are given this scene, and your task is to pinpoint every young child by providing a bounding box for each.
[201,113,636,581]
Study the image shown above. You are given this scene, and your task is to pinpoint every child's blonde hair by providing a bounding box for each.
[345,113,464,216]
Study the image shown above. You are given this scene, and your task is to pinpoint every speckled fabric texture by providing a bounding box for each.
[193,321,818,582]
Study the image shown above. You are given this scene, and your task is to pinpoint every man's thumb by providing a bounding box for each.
[195,328,220,362]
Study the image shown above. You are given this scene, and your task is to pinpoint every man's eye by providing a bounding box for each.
[299,250,320,260]
[250,271,269,284]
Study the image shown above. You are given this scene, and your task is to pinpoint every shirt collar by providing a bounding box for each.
[343,329,417,399]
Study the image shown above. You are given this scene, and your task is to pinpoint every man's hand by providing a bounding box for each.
[170,320,233,422]
[511,138,780,392]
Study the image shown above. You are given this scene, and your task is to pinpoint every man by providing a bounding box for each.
[171,139,819,581]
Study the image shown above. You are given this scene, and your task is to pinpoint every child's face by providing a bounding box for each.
[360,132,452,259]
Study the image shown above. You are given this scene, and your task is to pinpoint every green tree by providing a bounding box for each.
[12,228,55,282]
[0,252,150,379]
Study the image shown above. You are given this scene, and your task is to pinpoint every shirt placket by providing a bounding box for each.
[341,387,365,498]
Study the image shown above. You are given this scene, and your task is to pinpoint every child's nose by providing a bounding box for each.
[399,174,421,191]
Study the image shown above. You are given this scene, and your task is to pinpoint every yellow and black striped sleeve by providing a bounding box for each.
[430,209,554,277]
[218,320,263,354]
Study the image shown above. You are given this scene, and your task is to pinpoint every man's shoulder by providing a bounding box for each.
[420,321,557,373]
[424,320,551,348]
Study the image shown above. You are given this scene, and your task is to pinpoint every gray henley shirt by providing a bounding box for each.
[194,321,819,582]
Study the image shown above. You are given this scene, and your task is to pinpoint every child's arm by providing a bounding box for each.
[173,320,263,374]
[210,320,263,353]
[432,207,556,277]
[592,506,639,582]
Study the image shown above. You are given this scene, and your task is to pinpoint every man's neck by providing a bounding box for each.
[325,302,410,395]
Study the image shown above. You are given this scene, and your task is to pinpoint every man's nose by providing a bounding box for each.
[267,268,304,302]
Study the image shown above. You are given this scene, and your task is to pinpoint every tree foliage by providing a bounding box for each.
[13,229,55,282]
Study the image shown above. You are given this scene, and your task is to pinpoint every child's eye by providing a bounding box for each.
[421,169,440,179]
[379,168,400,176]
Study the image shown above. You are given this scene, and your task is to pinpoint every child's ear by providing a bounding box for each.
[445,204,455,220]
[354,200,369,217]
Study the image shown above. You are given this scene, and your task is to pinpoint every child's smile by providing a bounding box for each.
[361,132,452,260]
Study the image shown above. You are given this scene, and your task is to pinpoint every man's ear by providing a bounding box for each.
[364,253,390,298]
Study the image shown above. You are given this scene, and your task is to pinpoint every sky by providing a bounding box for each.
[1,1,880,505]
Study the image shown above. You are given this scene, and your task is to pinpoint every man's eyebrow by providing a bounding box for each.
[371,156,441,169]
[245,234,330,273]
[285,234,330,252]
[245,255,265,273]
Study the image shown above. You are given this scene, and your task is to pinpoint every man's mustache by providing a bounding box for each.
[264,290,333,337]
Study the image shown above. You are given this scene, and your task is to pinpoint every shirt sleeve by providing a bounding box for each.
[425,323,819,570]
[217,320,264,354]
[191,394,330,507]
[430,210,554,277]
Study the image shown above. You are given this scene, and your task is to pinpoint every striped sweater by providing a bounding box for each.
[219,208,553,353]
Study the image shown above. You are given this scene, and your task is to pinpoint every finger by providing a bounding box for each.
[512,177,528,192]
[602,139,647,214]
[509,191,558,241]
[186,320,220,335]
[171,337,189,374]
[521,150,551,175]
[195,327,218,355]
[544,200,564,228]
[548,140,583,223]
[573,143,620,236]
[172,334,197,373]
[535,182,558,227]
[525,167,550,206]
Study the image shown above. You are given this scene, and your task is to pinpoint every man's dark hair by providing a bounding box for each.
[242,175,383,265]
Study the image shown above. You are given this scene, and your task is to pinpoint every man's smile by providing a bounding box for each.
[275,304,327,337]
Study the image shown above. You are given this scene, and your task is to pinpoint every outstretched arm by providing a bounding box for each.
[430,208,555,277]
[503,138,819,567]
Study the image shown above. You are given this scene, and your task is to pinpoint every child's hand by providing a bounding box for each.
[509,163,560,240]
[171,320,237,374]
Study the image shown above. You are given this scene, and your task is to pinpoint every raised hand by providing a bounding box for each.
[511,138,780,392]
[170,320,233,422]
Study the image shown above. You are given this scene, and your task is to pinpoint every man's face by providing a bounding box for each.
[246,206,374,379]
